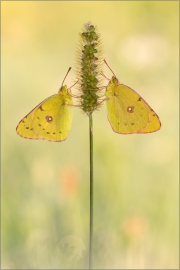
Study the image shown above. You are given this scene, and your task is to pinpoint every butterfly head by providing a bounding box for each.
[58,85,72,105]
[111,76,119,85]
[105,76,120,96]
[58,85,69,95]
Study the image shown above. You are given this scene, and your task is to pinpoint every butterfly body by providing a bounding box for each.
[106,76,161,134]
[16,85,73,142]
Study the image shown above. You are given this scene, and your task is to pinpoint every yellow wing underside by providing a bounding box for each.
[106,84,161,134]
[16,94,73,141]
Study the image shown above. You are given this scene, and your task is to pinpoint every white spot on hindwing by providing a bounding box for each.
[127,106,134,113]
[46,116,53,123]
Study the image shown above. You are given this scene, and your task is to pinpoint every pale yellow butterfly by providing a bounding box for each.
[104,61,161,134]
[16,68,73,142]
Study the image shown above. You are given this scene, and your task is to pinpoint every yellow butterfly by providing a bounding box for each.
[105,63,161,134]
[16,68,73,142]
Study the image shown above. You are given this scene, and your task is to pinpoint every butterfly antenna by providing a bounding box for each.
[61,67,72,87]
[104,59,116,77]
[68,80,78,91]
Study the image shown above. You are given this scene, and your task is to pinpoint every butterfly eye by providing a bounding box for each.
[46,116,53,123]
[127,106,134,113]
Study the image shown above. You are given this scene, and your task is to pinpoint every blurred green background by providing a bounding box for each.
[2,1,179,269]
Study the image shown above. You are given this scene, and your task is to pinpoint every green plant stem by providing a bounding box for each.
[89,113,93,269]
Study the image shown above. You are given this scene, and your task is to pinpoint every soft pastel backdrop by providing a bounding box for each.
[2,1,179,269]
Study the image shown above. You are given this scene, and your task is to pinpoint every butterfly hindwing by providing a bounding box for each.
[16,87,73,141]
[137,106,161,133]
[16,101,44,139]
[106,77,161,134]
[33,94,72,142]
